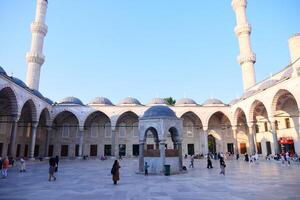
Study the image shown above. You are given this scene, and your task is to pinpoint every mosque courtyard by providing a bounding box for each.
[0,158,299,200]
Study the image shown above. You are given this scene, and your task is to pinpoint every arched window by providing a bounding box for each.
[119,123,126,138]
[105,123,111,138]
[62,123,69,138]
[90,122,98,138]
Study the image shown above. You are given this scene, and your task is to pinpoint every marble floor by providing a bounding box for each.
[0,157,300,200]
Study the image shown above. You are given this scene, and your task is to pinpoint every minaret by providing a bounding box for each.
[26,0,48,90]
[232,0,256,91]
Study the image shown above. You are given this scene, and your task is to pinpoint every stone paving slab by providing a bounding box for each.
[0,158,300,200]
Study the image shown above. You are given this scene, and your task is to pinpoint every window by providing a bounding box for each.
[133,122,138,137]
[186,122,194,138]
[105,123,111,138]
[34,145,39,157]
[90,123,98,138]
[256,142,262,154]
[0,143,3,157]
[132,144,139,156]
[26,123,31,138]
[104,145,111,156]
[264,122,268,132]
[90,145,97,156]
[119,123,126,138]
[275,120,279,130]
[255,124,259,133]
[61,145,69,157]
[285,118,291,129]
[119,144,126,156]
[62,123,69,138]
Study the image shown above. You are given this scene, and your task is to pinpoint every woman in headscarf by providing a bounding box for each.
[111,160,121,185]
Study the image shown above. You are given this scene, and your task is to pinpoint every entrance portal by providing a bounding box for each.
[208,135,216,154]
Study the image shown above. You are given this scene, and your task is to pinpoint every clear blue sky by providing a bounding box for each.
[0,0,299,104]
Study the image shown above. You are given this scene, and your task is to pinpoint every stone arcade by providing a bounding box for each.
[0,0,300,167]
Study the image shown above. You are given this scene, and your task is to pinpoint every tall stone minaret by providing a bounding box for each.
[232,0,256,91]
[26,0,48,90]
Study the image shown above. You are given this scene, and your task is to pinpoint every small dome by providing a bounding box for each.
[0,66,7,76]
[280,67,293,80]
[58,97,84,106]
[175,98,197,106]
[118,97,142,105]
[258,79,278,91]
[31,89,44,99]
[89,97,113,106]
[241,90,256,99]
[229,98,240,105]
[11,77,27,88]
[202,98,224,106]
[147,98,169,105]
[142,105,177,119]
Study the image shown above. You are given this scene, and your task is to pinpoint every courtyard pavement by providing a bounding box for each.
[0,157,300,200]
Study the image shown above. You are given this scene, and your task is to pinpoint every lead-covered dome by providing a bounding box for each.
[118,97,142,105]
[11,77,28,88]
[89,97,113,106]
[141,105,177,119]
[258,79,278,91]
[175,98,197,106]
[202,98,224,106]
[147,98,169,105]
[58,97,84,106]
[280,67,293,80]
[0,66,7,76]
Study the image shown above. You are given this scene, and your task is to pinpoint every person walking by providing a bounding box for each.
[144,162,149,176]
[285,151,290,166]
[111,160,121,185]
[55,155,59,172]
[189,155,194,168]
[20,157,26,172]
[219,157,226,175]
[207,156,213,169]
[48,157,56,181]
[2,157,9,178]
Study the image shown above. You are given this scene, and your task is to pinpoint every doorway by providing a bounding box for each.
[187,144,195,155]
[208,135,216,154]
[240,143,247,154]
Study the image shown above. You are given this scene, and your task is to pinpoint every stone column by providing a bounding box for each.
[232,127,239,154]
[247,123,256,154]
[139,142,144,172]
[111,129,116,156]
[8,116,18,158]
[159,139,166,173]
[78,129,84,158]
[270,120,280,154]
[177,141,183,171]
[29,121,39,159]
[44,126,51,157]
[203,128,209,155]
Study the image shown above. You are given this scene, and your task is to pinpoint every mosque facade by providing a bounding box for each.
[0,0,300,159]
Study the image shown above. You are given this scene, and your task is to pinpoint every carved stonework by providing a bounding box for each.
[231,0,247,11]
[237,53,256,65]
[31,22,48,36]
[26,52,45,65]
[234,23,251,36]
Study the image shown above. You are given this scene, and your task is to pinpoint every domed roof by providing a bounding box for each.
[0,66,7,76]
[147,98,169,105]
[202,98,224,106]
[11,77,27,88]
[118,97,142,105]
[258,79,278,91]
[280,67,293,80]
[241,90,257,99]
[89,97,113,106]
[45,98,53,105]
[142,105,177,119]
[175,98,197,106]
[31,89,44,99]
[229,98,240,105]
[58,97,84,106]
